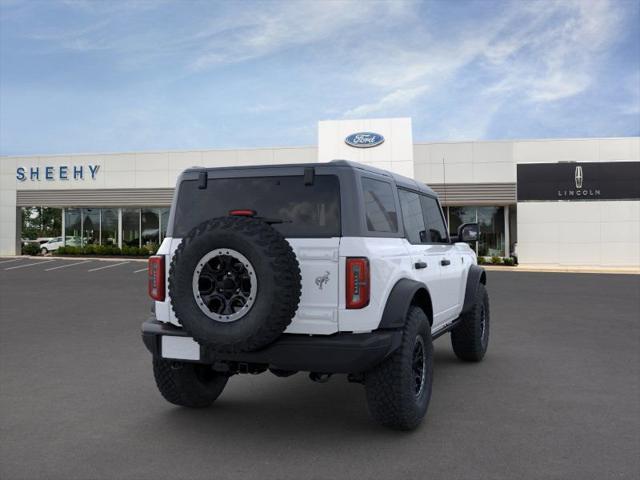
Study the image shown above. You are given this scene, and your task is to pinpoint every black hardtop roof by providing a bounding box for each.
[183,159,437,197]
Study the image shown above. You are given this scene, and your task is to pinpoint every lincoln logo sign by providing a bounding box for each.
[558,163,600,198]
[575,166,583,189]
[516,162,640,202]
[16,164,100,182]
[345,132,385,148]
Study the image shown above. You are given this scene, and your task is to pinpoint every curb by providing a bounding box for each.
[482,265,640,275]
[0,255,148,263]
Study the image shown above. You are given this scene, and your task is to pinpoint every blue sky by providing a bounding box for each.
[1,0,639,155]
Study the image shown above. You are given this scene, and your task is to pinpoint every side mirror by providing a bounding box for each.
[457,223,479,242]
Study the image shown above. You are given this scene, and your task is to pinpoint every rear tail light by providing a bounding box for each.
[148,255,165,301]
[346,257,369,309]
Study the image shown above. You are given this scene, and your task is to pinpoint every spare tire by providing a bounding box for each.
[169,216,301,353]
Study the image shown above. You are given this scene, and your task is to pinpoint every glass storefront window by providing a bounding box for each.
[141,208,160,248]
[477,207,504,257]
[122,208,140,247]
[159,208,170,241]
[447,206,505,257]
[101,208,118,246]
[82,208,100,245]
[448,206,477,237]
[21,207,62,240]
[61,207,171,249]
[64,208,82,246]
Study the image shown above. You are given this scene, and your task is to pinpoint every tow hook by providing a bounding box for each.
[309,372,332,383]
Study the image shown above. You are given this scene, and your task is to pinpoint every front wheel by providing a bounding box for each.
[364,306,433,430]
[152,359,228,408]
[40,248,48,255]
[451,283,490,362]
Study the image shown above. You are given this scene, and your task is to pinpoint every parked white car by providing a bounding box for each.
[40,237,64,254]
[40,236,80,254]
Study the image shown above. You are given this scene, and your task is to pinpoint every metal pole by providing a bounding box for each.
[118,208,123,249]
[62,208,66,245]
[504,205,510,257]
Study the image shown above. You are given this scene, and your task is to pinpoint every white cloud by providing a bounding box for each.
[189,1,413,71]
[342,0,625,131]
[483,0,622,103]
[344,85,428,118]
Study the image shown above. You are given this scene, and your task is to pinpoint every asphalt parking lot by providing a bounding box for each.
[0,257,638,480]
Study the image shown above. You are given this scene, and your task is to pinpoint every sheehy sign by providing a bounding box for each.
[16,164,100,182]
[517,162,640,201]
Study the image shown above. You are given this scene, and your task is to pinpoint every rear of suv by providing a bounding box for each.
[142,160,489,430]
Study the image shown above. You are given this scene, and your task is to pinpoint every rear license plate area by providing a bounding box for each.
[161,336,200,361]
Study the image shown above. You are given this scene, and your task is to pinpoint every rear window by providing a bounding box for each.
[361,177,398,233]
[172,175,341,237]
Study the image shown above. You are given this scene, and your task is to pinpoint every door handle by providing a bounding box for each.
[414,261,427,269]
[440,259,451,266]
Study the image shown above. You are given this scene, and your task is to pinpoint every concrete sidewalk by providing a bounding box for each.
[483,264,640,274]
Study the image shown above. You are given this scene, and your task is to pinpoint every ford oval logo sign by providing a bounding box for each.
[345,132,385,148]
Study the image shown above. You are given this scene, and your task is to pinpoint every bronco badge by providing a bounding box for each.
[315,271,330,290]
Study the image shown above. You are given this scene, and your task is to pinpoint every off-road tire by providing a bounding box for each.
[169,216,301,353]
[364,306,433,430]
[451,283,490,362]
[153,359,228,408]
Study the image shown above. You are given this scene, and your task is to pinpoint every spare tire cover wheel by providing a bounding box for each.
[192,248,258,323]
[169,217,301,353]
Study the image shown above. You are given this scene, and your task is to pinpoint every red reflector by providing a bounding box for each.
[229,209,256,217]
[148,255,165,301]
[346,257,369,309]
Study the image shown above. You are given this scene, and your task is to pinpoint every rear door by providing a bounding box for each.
[420,195,464,324]
[397,189,444,324]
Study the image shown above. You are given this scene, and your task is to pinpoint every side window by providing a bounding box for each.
[420,195,449,243]
[361,178,398,233]
[398,189,427,244]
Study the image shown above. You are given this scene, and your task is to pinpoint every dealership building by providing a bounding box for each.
[1,118,639,268]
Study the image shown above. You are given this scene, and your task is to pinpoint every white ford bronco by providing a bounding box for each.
[142,160,489,430]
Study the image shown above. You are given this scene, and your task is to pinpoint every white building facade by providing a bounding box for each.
[1,118,638,268]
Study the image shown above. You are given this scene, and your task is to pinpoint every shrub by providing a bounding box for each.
[55,244,151,257]
[145,243,159,255]
[503,257,515,266]
[57,246,79,255]
[491,255,502,265]
[477,256,486,265]
[22,243,41,256]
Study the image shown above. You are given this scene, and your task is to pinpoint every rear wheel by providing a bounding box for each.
[364,306,433,430]
[152,359,228,408]
[451,283,490,361]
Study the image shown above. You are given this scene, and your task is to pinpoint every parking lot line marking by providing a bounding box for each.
[45,260,91,271]
[133,267,148,273]
[0,258,23,265]
[5,260,56,270]
[88,261,129,272]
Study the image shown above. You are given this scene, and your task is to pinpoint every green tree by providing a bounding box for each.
[21,207,62,239]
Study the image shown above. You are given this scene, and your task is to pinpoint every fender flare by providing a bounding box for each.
[378,278,433,329]
[461,265,487,315]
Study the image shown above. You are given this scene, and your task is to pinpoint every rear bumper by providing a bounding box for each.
[141,319,402,374]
